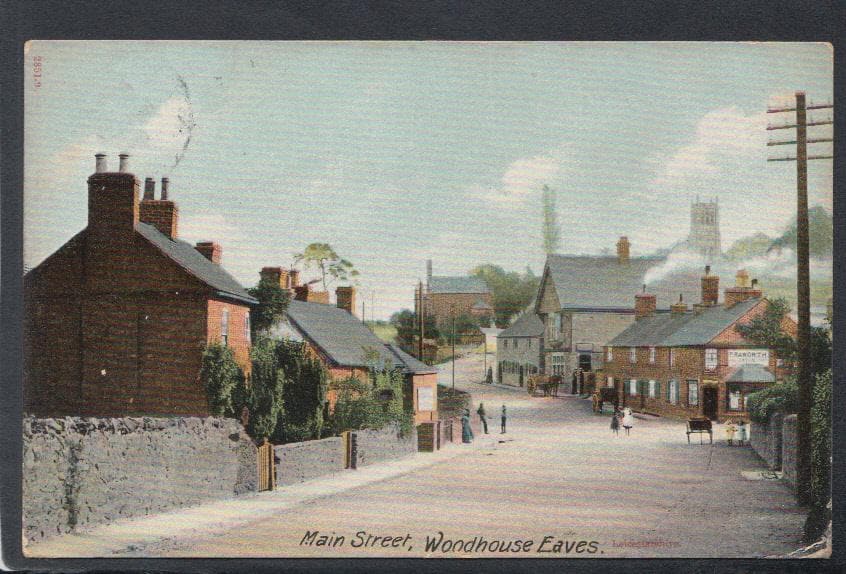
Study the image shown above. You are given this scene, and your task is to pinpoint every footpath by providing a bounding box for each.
[25,429,503,557]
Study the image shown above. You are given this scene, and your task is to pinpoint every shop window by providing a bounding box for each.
[687,380,699,406]
[728,388,742,411]
[705,348,718,371]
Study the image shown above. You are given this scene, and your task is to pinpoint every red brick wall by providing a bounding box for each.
[207,300,252,374]
[139,200,178,239]
[427,292,492,327]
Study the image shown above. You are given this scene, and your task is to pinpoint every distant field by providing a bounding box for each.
[366,322,398,343]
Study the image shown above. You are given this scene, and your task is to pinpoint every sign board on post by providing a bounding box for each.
[417,386,434,412]
[728,349,770,367]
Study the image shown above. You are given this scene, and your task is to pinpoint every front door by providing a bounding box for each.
[702,387,718,420]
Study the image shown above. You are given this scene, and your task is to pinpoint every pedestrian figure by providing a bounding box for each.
[725,420,737,446]
[736,420,747,446]
[477,402,489,434]
[621,407,634,436]
[571,370,579,395]
[461,409,474,444]
[610,408,621,436]
[500,404,507,434]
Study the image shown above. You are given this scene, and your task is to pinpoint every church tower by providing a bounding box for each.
[689,196,721,261]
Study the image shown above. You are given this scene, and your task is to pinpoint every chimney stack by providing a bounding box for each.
[143,177,155,200]
[634,284,656,319]
[95,153,108,173]
[87,153,139,240]
[294,282,330,304]
[336,286,357,315]
[118,153,130,173]
[724,270,762,308]
[139,178,178,239]
[616,236,631,264]
[289,269,300,288]
[700,265,719,306]
[671,293,688,315]
[195,241,221,264]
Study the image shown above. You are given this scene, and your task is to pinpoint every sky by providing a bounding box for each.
[24,41,833,319]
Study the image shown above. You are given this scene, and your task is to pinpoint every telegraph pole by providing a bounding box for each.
[767,91,832,505]
[417,280,425,361]
[452,305,456,391]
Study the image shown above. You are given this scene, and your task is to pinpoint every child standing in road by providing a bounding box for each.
[500,405,507,434]
[736,420,748,446]
[725,420,737,445]
[621,407,634,436]
[610,408,621,436]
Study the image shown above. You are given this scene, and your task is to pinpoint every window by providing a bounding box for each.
[669,348,676,367]
[728,388,742,411]
[551,353,566,376]
[607,346,614,361]
[578,353,592,372]
[705,348,718,371]
[549,313,561,340]
[687,380,699,406]
[221,308,230,346]
[629,379,638,397]
[607,376,614,388]
[629,347,637,364]
[667,380,679,405]
[528,339,532,348]
[649,347,656,364]
[244,312,251,344]
[648,379,657,398]
[503,339,508,349]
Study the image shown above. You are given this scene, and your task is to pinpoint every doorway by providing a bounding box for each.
[702,387,718,420]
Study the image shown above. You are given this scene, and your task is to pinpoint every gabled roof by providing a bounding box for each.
[429,276,489,294]
[542,254,702,311]
[499,313,544,338]
[726,364,775,383]
[385,344,438,374]
[281,300,400,368]
[137,222,257,305]
[608,297,763,348]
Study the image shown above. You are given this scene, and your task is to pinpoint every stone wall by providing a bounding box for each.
[355,423,417,467]
[750,413,783,470]
[275,437,344,487]
[781,414,798,493]
[23,416,257,544]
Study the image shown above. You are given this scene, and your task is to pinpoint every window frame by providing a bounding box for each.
[687,379,699,407]
[607,346,613,362]
[704,348,718,372]
[648,347,656,364]
[221,307,230,346]
[629,347,637,364]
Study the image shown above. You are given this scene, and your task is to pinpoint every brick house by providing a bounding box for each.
[264,270,438,424]
[496,312,544,387]
[535,237,702,382]
[24,153,257,417]
[416,259,493,330]
[602,269,797,422]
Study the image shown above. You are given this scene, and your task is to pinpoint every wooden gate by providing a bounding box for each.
[257,440,275,491]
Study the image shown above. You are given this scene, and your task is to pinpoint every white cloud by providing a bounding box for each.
[469,145,571,207]
[143,95,196,150]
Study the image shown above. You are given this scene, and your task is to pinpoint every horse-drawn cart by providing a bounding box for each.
[686,417,713,444]
[527,374,560,397]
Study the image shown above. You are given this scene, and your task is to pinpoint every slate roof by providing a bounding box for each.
[608,297,763,348]
[137,223,257,305]
[726,364,775,383]
[281,300,401,368]
[429,276,490,294]
[385,344,438,374]
[499,313,545,338]
[543,254,703,311]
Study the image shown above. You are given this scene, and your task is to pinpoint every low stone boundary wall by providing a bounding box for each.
[274,437,344,487]
[355,423,417,467]
[781,414,798,493]
[750,412,783,470]
[23,416,257,544]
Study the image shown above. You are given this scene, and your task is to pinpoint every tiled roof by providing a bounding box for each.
[385,344,438,374]
[429,276,490,294]
[608,298,762,347]
[281,300,400,368]
[726,364,775,383]
[543,254,703,310]
[137,223,257,305]
[499,313,544,338]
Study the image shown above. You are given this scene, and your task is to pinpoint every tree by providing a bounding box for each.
[200,343,243,417]
[293,243,360,292]
[541,184,561,255]
[243,337,286,441]
[246,276,290,337]
[390,308,439,346]
[470,264,540,327]
[272,340,329,443]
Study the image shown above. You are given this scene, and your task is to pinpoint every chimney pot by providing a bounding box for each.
[94,153,108,173]
[705,265,711,276]
[143,177,155,200]
[161,177,170,200]
[751,278,758,288]
[118,153,130,173]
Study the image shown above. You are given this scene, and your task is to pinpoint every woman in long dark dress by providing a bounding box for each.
[610,409,621,436]
[461,409,474,443]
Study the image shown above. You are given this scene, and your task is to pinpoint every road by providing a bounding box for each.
[28,353,806,558]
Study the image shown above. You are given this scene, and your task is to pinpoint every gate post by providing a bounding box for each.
[343,431,358,470]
